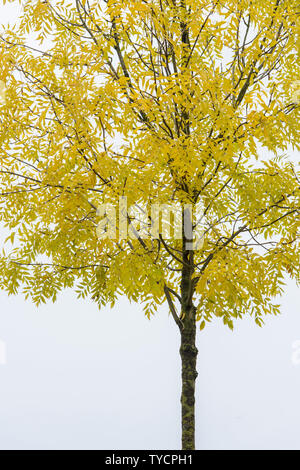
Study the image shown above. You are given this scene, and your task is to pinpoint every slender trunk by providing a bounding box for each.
[180,306,198,450]
[179,201,198,450]
[178,2,196,448]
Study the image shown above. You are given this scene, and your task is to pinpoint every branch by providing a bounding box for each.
[164,284,183,330]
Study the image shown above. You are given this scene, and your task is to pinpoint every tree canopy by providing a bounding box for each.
[0,0,299,330]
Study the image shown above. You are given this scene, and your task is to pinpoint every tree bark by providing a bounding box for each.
[179,204,198,450]
[180,306,198,450]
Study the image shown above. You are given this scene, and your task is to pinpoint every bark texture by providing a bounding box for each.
[180,214,198,450]
[180,306,198,450]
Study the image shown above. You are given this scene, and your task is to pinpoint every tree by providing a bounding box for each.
[0,0,299,450]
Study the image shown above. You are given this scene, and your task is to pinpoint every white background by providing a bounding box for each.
[0,1,299,450]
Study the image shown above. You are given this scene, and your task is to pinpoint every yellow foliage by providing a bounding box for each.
[0,0,298,328]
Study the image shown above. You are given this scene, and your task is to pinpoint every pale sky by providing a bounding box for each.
[0,1,299,451]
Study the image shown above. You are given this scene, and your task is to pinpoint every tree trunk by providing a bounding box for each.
[180,307,198,450]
